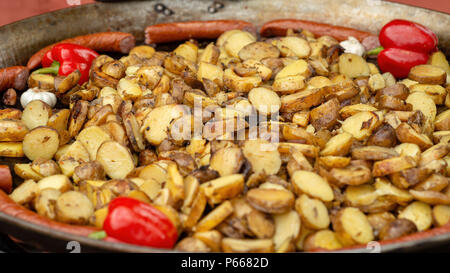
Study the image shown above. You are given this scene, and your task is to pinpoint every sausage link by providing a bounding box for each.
[0,190,99,236]
[145,20,256,44]
[0,66,29,92]
[0,165,12,194]
[27,32,136,70]
[260,19,376,42]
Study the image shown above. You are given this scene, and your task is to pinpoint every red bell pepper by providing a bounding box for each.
[368,19,438,78]
[98,197,178,249]
[34,43,99,84]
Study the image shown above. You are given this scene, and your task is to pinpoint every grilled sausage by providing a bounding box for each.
[0,66,29,92]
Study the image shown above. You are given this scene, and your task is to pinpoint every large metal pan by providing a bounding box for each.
[0,0,449,253]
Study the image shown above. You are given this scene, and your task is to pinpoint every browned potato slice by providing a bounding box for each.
[223,68,261,92]
[0,108,22,120]
[243,139,281,175]
[320,132,353,156]
[410,84,446,105]
[278,142,319,158]
[332,207,374,246]
[341,111,382,140]
[55,191,94,224]
[291,170,334,202]
[295,194,330,230]
[77,126,111,160]
[432,205,450,226]
[303,230,343,251]
[275,37,311,58]
[57,140,90,176]
[246,188,294,214]
[246,210,275,239]
[394,143,422,163]
[395,123,433,150]
[121,112,145,152]
[23,126,59,161]
[330,165,372,186]
[338,53,370,78]
[352,146,399,161]
[55,70,81,94]
[248,87,281,115]
[223,31,256,58]
[47,109,70,134]
[165,163,184,207]
[318,156,351,169]
[420,143,449,166]
[37,174,72,193]
[398,201,432,231]
[272,74,305,93]
[277,60,311,80]
[344,184,378,207]
[198,43,220,64]
[183,189,207,230]
[287,148,314,175]
[90,207,108,228]
[130,45,155,59]
[68,100,88,137]
[175,237,211,252]
[34,188,61,219]
[201,174,244,205]
[405,92,436,122]
[142,104,186,145]
[210,147,244,176]
[292,111,310,127]
[374,178,413,205]
[31,158,60,177]
[9,179,38,205]
[309,98,339,130]
[221,238,274,253]
[101,121,128,146]
[408,64,446,85]
[372,156,417,177]
[27,74,55,90]
[138,163,167,183]
[21,100,52,130]
[409,190,450,205]
[73,161,105,184]
[195,200,234,232]
[0,142,23,157]
[273,210,301,251]
[435,109,450,131]
[238,41,280,61]
[377,83,409,100]
[193,230,223,252]
[378,219,418,240]
[14,163,43,181]
[367,212,396,237]
[84,104,113,128]
[96,141,135,179]
[413,174,448,192]
[368,73,385,92]
[280,88,323,113]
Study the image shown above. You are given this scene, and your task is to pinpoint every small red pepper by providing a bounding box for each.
[102,197,178,249]
[369,19,438,78]
[34,43,99,84]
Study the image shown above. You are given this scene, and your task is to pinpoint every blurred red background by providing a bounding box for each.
[0,0,448,26]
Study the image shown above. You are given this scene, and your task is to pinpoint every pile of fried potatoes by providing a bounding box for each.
[2,28,450,252]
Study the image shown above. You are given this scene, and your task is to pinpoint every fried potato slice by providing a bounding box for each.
[55,191,94,225]
[243,139,281,175]
[221,238,274,253]
[341,111,382,141]
[68,100,88,137]
[96,141,135,179]
[303,230,343,251]
[77,126,111,161]
[23,126,59,161]
[246,188,294,214]
[398,201,432,231]
[372,156,417,177]
[201,174,244,205]
[0,142,24,157]
[432,205,450,226]
[332,207,374,246]
[338,53,370,78]
[9,179,38,205]
[291,170,334,202]
[34,188,61,220]
[238,41,280,61]
[351,146,399,161]
[408,64,446,85]
[195,200,234,232]
[379,219,418,240]
[295,194,330,230]
[21,100,52,130]
[273,210,301,251]
[320,132,353,156]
